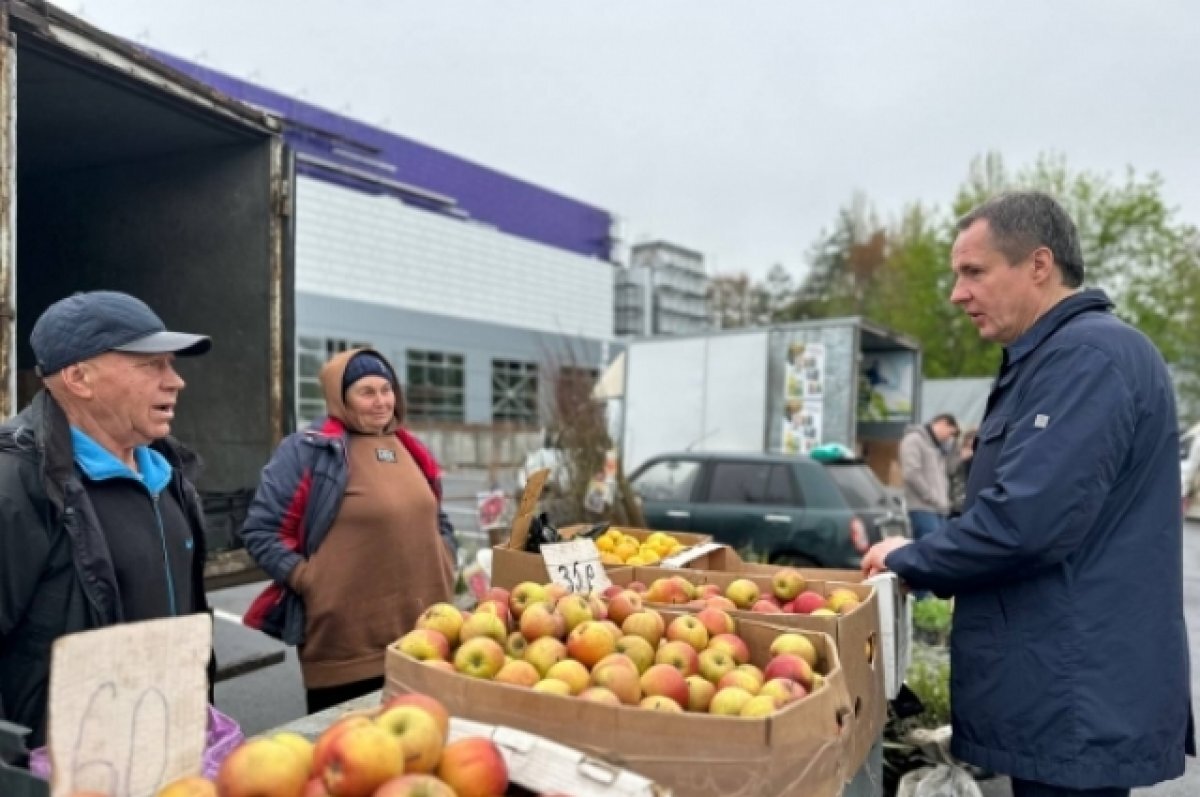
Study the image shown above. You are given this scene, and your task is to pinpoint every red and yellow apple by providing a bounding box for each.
[437,738,508,797]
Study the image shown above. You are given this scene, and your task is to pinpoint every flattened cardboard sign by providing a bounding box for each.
[48,615,211,797]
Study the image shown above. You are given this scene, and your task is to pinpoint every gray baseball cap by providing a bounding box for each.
[31,291,211,376]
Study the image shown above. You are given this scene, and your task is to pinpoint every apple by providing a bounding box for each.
[381,694,451,742]
[771,568,806,602]
[301,779,332,797]
[811,608,838,616]
[586,593,609,622]
[717,667,762,695]
[760,677,808,706]
[272,732,314,778]
[524,636,568,676]
[555,593,594,633]
[620,611,663,648]
[607,590,644,625]
[655,640,700,677]
[509,581,550,618]
[578,686,623,705]
[708,686,755,716]
[504,630,529,658]
[484,586,511,607]
[685,675,717,712]
[437,738,509,797]
[591,652,638,673]
[615,635,656,673]
[599,620,624,646]
[724,579,761,609]
[698,584,722,599]
[740,694,782,718]
[374,774,457,797]
[459,611,508,645]
[397,629,450,662]
[789,591,825,614]
[591,658,643,704]
[601,584,624,600]
[545,659,591,695]
[825,588,860,613]
[494,659,542,688]
[453,637,507,679]
[645,578,688,605]
[695,607,736,638]
[705,595,739,611]
[751,599,784,614]
[639,663,689,706]
[666,615,710,652]
[763,653,814,689]
[640,695,683,712]
[423,659,456,673]
[375,705,444,774]
[769,633,819,669]
[697,648,737,684]
[519,602,563,641]
[545,583,570,603]
[669,576,698,601]
[532,678,573,696]
[312,716,372,781]
[566,621,617,669]
[627,580,647,594]
[322,724,404,797]
[707,633,750,665]
[155,776,217,797]
[475,599,512,628]
[835,599,861,616]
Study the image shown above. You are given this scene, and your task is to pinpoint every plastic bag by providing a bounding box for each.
[26,703,243,781]
[894,726,983,797]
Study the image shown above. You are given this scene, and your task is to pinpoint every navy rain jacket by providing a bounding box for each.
[887,289,1193,789]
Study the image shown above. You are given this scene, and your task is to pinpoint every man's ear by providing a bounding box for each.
[1030,246,1058,286]
[57,362,94,399]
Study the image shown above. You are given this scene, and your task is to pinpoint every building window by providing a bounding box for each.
[296,336,372,429]
[406,350,465,423]
[492,359,539,425]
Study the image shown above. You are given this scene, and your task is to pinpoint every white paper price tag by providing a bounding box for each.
[541,539,612,595]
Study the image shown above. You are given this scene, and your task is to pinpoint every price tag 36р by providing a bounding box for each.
[540,539,613,595]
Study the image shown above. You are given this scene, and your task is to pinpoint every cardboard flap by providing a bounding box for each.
[508,468,550,551]
[47,615,211,797]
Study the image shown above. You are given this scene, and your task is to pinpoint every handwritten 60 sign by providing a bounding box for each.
[48,616,211,797]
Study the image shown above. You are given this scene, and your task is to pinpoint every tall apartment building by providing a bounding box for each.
[614,241,710,337]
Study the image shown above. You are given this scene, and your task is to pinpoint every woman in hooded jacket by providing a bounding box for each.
[240,348,458,713]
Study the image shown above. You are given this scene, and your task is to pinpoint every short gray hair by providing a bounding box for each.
[956,191,1085,288]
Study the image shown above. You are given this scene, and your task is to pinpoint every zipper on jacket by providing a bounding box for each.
[151,493,179,617]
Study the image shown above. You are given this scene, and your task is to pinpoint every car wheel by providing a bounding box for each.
[769,552,820,568]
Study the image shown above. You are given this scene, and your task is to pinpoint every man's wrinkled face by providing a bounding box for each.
[80,352,186,447]
[950,219,1041,345]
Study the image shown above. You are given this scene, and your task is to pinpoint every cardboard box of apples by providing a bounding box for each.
[386,581,854,797]
[624,565,885,775]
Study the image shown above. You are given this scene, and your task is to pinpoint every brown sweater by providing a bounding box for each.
[291,431,456,688]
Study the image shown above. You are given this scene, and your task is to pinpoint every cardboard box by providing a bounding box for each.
[628,565,885,775]
[386,617,853,797]
[489,467,712,591]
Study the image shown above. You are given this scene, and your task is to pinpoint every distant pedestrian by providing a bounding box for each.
[899,413,959,540]
[947,428,976,519]
[864,191,1193,796]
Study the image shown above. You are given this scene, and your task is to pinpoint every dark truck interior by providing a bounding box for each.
[14,26,291,552]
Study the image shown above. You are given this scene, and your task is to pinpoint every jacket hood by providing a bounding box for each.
[318,348,406,433]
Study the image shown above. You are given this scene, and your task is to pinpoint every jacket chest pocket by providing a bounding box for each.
[965,414,1008,504]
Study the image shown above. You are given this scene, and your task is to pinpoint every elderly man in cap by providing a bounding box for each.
[0,291,212,746]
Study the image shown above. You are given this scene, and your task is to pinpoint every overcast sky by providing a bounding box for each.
[78,1,1200,279]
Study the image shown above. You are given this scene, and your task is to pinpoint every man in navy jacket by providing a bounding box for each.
[863,192,1193,797]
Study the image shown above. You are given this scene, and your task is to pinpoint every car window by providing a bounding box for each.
[631,460,701,502]
[706,462,772,503]
[765,465,800,505]
[824,463,888,508]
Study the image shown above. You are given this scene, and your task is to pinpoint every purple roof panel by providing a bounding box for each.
[149,50,614,261]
